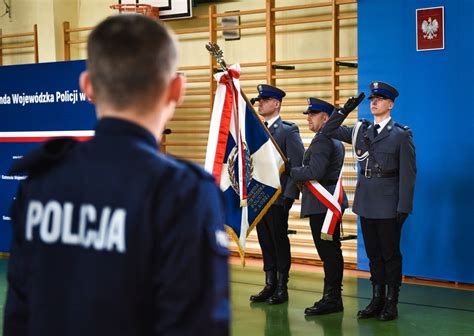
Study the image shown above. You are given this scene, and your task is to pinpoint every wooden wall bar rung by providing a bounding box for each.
[185,77,211,83]
[162,142,208,146]
[178,65,208,71]
[272,2,333,12]
[67,39,88,45]
[338,13,358,20]
[240,75,267,80]
[171,116,210,121]
[170,129,210,134]
[177,103,210,108]
[336,70,358,76]
[0,43,35,50]
[184,90,210,96]
[336,56,357,61]
[274,16,332,26]
[273,71,332,79]
[0,24,39,65]
[273,58,332,65]
[336,85,358,90]
[336,0,357,5]
[214,8,266,17]
[65,26,94,33]
[0,31,35,39]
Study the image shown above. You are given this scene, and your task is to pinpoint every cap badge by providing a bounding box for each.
[373,82,379,89]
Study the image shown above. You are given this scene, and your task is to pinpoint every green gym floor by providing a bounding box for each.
[1,259,473,335]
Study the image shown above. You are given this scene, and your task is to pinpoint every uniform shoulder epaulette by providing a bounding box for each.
[282,120,296,126]
[9,137,78,176]
[394,122,410,131]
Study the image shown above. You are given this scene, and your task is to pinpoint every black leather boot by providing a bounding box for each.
[304,285,343,315]
[266,272,289,304]
[378,285,399,321]
[357,284,386,319]
[250,271,277,303]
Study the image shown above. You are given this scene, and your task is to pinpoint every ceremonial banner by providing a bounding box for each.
[205,64,285,262]
[305,171,343,241]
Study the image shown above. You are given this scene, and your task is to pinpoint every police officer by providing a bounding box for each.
[3,15,229,336]
[290,98,348,315]
[249,84,305,305]
[322,81,416,321]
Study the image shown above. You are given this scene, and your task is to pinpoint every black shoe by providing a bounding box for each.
[357,284,386,319]
[377,300,398,321]
[266,272,289,305]
[304,295,343,315]
[250,271,276,303]
[377,286,399,321]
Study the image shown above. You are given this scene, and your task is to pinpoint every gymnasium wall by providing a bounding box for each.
[357,0,474,283]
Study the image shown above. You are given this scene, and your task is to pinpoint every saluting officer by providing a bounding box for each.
[322,81,416,321]
[291,98,348,316]
[4,15,229,336]
[249,84,305,305]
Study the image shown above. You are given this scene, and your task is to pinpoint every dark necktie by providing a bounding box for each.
[373,124,380,137]
[264,121,269,129]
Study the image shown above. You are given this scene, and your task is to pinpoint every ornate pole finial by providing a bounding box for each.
[206,42,228,71]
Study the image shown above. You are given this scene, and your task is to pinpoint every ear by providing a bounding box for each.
[167,73,185,106]
[388,100,394,110]
[79,71,95,103]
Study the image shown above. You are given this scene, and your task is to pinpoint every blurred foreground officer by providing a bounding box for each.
[249,84,304,305]
[3,15,229,336]
[291,98,348,315]
[322,82,416,321]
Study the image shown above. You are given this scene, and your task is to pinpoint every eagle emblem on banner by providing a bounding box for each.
[421,17,439,40]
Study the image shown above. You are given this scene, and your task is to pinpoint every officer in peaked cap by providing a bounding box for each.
[255,84,286,101]
[291,97,348,316]
[321,81,416,321]
[368,81,399,101]
[250,84,304,305]
[4,15,229,336]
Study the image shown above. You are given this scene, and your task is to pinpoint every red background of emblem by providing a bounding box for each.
[416,7,444,51]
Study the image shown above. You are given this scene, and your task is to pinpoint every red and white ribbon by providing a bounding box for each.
[204,64,248,205]
[305,171,344,240]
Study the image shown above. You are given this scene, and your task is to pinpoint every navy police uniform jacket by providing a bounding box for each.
[4,118,229,336]
[267,117,305,204]
[291,132,348,217]
[322,112,416,219]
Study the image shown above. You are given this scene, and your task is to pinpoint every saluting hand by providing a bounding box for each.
[339,92,365,116]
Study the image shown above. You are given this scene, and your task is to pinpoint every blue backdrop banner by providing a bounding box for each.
[358,0,474,283]
[0,60,96,252]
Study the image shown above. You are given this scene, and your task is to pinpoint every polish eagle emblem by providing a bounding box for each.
[421,17,439,40]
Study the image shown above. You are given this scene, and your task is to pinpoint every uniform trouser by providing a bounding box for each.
[309,213,343,288]
[257,204,291,274]
[360,217,403,286]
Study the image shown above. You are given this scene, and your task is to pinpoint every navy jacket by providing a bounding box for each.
[4,118,229,336]
[322,112,416,218]
[291,132,348,217]
[267,117,305,204]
